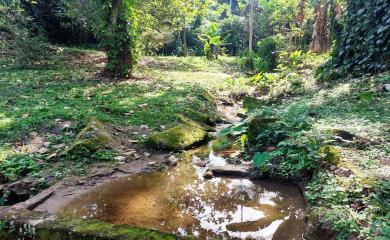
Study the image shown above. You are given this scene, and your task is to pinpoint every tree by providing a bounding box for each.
[248,0,254,58]
[309,0,329,53]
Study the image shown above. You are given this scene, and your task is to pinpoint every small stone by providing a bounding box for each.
[43,142,51,147]
[160,125,166,130]
[169,159,178,166]
[147,161,157,166]
[362,185,373,196]
[334,167,353,177]
[134,153,141,159]
[114,156,126,161]
[194,159,207,168]
[144,152,151,157]
[203,171,214,179]
[383,84,390,92]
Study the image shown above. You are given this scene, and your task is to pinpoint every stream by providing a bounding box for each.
[60,138,307,239]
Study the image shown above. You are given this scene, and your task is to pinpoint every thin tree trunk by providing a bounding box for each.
[230,0,233,13]
[248,0,254,58]
[310,0,330,53]
[182,17,187,56]
[296,0,305,28]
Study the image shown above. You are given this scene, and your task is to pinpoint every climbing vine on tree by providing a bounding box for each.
[92,0,138,77]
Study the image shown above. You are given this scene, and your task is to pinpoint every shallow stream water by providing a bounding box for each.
[60,140,307,239]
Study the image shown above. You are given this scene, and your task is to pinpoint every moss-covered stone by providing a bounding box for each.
[247,117,278,143]
[319,145,341,165]
[0,210,177,240]
[66,118,117,154]
[147,124,208,151]
[182,108,212,125]
[177,114,215,132]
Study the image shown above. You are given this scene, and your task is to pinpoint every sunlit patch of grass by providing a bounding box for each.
[0,114,13,131]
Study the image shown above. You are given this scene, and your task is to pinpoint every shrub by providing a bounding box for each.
[254,36,283,72]
[0,0,53,68]
[0,154,41,183]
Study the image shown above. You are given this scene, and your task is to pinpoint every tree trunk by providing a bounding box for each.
[181,15,187,57]
[296,0,305,27]
[309,0,330,53]
[248,0,254,58]
[182,25,187,56]
[105,0,133,77]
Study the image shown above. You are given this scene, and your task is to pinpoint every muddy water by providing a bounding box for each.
[60,142,306,240]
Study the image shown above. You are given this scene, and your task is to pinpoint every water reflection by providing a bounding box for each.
[60,146,306,239]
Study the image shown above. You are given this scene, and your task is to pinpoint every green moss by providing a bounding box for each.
[319,145,341,165]
[0,210,177,240]
[67,118,116,153]
[181,108,211,124]
[177,114,215,132]
[147,124,208,151]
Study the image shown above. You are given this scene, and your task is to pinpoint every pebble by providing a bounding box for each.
[203,170,214,179]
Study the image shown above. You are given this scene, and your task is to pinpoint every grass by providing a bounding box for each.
[0,47,251,190]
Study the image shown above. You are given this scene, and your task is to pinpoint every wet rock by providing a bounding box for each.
[332,129,356,141]
[147,124,208,151]
[319,145,341,165]
[178,114,215,132]
[164,156,178,166]
[334,167,353,177]
[67,117,117,154]
[209,165,251,177]
[203,171,214,179]
[247,117,278,143]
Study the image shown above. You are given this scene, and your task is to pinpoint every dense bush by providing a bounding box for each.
[254,36,283,72]
[0,0,53,67]
[317,0,390,80]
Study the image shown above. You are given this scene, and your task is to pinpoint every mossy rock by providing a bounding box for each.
[0,210,177,240]
[147,124,208,151]
[200,90,217,107]
[182,108,213,125]
[67,118,117,154]
[177,114,215,132]
[247,117,278,143]
[319,145,341,165]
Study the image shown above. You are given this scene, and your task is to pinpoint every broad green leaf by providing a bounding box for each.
[253,152,270,168]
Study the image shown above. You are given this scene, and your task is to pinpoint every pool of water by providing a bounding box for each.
[60,142,307,239]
